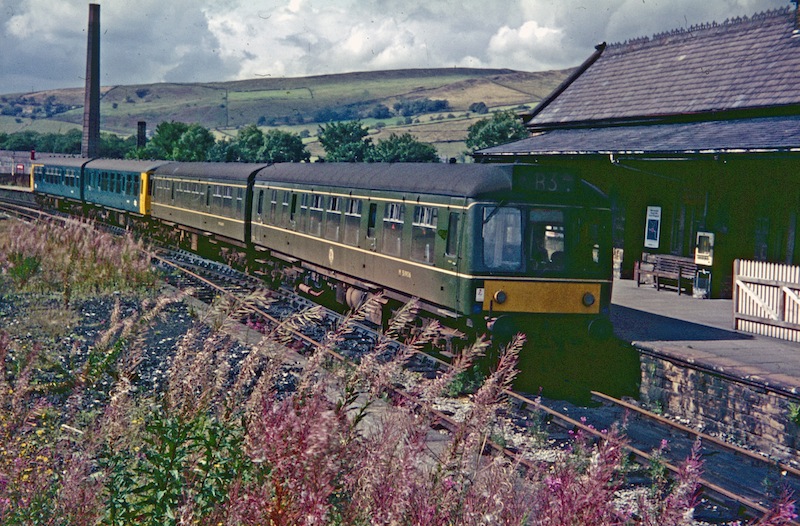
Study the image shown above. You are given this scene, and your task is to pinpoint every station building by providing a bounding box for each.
[474,6,800,298]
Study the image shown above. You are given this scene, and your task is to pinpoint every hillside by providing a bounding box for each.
[0,67,571,159]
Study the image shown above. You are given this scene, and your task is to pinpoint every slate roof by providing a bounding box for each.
[527,7,800,128]
[478,115,800,156]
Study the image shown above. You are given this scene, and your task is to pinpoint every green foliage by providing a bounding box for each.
[318,120,374,162]
[172,124,216,161]
[136,121,190,160]
[465,110,528,152]
[0,218,155,306]
[370,132,439,163]
[228,125,310,163]
[393,98,449,117]
[101,412,248,526]
[259,129,310,163]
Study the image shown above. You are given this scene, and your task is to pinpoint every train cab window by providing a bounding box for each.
[344,198,362,246]
[325,196,342,241]
[411,206,438,264]
[367,203,378,240]
[309,194,324,236]
[482,206,522,271]
[382,202,405,256]
[528,209,565,271]
[445,212,460,256]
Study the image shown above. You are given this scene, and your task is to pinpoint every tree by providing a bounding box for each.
[233,124,265,162]
[258,129,310,163]
[142,121,190,159]
[465,110,528,152]
[318,120,374,162]
[370,133,439,163]
[171,124,215,161]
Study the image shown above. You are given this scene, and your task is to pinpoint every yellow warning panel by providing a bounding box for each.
[482,280,602,314]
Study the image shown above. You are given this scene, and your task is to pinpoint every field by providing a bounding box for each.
[0,67,570,158]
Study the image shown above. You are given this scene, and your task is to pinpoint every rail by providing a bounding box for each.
[733,259,800,342]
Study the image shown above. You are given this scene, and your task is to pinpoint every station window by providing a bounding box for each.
[482,206,522,271]
[411,205,438,264]
[382,202,405,256]
[309,194,324,236]
[344,198,362,246]
[325,196,342,241]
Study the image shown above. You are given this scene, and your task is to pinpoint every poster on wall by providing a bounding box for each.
[644,206,661,249]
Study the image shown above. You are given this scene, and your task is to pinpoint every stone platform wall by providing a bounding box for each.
[639,351,800,462]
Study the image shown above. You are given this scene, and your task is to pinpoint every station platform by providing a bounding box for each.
[610,278,800,395]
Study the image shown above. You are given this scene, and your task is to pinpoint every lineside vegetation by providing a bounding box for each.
[0,218,794,525]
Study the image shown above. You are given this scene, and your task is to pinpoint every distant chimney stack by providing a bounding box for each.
[81,3,100,158]
[137,121,147,149]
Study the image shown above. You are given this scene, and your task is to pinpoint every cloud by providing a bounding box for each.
[0,0,790,95]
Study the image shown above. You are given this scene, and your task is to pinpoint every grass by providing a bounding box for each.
[0,217,795,525]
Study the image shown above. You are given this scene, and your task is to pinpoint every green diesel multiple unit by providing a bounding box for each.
[32,159,613,334]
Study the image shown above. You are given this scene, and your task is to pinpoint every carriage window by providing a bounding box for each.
[528,209,565,271]
[325,196,342,241]
[269,190,278,222]
[445,212,460,256]
[344,199,362,246]
[236,188,244,213]
[281,192,291,226]
[290,194,298,224]
[482,206,522,271]
[411,206,438,264]
[299,194,309,231]
[309,194,324,236]
[367,203,377,240]
[257,190,264,216]
[382,202,405,256]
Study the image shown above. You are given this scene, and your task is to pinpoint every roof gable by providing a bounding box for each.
[529,7,800,127]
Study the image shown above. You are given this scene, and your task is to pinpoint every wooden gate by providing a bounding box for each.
[733,260,800,342]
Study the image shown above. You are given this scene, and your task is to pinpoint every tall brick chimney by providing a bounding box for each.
[81,3,100,158]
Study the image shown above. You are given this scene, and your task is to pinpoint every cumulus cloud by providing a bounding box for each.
[0,0,789,94]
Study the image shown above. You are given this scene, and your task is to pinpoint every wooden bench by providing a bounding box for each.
[636,254,698,295]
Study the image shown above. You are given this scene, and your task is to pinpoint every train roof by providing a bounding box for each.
[254,162,529,198]
[84,159,172,172]
[36,157,90,169]
[153,162,268,182]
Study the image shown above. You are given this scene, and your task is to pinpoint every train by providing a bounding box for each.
[30,157,614,339]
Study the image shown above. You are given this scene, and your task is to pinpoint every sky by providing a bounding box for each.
[0,0,792,95]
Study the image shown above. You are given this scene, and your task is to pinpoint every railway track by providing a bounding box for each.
[1,194,797,524]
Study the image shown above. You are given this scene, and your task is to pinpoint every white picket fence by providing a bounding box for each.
[733,260,800,342]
